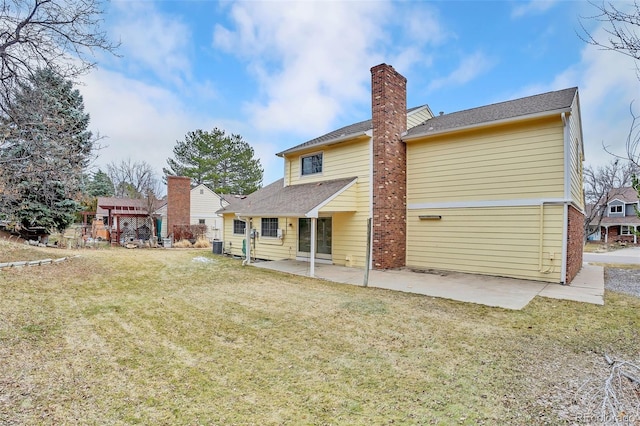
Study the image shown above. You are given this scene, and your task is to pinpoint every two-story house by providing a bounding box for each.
[589,187,640,244]
[219,64,585,284]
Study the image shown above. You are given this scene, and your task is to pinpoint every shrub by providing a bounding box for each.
[173,239,193,248]
[193,238,210,248]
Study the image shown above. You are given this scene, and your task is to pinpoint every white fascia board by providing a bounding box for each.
[403,108,571,142]
[306,178,358,218]
[408,198,572,210]
[277,131,372,157]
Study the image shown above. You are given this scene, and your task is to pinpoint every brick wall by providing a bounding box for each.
[604,227,635,243]
[167,176,191,239]
[371,63,407,269]
[565,205,584,284]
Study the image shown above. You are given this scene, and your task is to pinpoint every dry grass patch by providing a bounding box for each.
[1,242,639,424]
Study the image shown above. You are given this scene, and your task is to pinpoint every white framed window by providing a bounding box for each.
[621,225,634,235]
[261,218,278,238]
[233,219,246,235]
[198,219,206,225]
[609,205,623,214]
[301,152,323,176]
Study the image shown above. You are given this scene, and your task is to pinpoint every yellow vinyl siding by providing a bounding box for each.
[253,216,297,261]
[319,182,358,212]
[330,212,368,267]
[567,103,585,209]
[222,214,247,258]
[222,214,298,261]
[407,118,565,202]
[407,205,564,282]
[287,139,370,185]
[280,139,371,268]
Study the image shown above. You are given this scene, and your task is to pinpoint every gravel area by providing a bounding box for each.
[605,267,640,297]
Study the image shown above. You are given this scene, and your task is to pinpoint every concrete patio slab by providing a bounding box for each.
[251,259,605,310]
[538,263,605,305]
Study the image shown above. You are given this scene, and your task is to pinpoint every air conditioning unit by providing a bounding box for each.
[277,228,284,239]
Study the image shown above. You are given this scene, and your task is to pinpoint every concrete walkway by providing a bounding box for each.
[251,260,604,310]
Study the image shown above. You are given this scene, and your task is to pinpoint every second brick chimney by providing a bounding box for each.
[371,63,407,269]
[167,176,191,239]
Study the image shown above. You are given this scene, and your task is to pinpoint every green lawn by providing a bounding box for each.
[1,241,639,425]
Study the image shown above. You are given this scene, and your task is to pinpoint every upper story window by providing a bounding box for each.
[301,153,323,176]
[261,218,278,238]
[609,205,623,214]
[233,219,246,235]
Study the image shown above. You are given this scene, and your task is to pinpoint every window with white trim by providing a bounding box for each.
[261,218,278,238]
[233,219,246,235]
[609,205,623,214]
[198,219,206,225]
[621,225,634,235]
[301,153,323,176]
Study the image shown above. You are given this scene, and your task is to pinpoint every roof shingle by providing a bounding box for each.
[218,177,357,217]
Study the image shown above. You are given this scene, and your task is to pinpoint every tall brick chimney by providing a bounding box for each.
[167,176,191,238]
[371,63,407,269]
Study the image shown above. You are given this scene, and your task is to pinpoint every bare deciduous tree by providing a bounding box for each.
[580,1,640,62]
[107,159,161,199]
[0,0,118,111]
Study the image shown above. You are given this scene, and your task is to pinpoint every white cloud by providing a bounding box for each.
[511,0,558,18]
[213,1,394,136]
[427,51,494,91]
[80,67,283,187]
[110,1,192,86]
[79,68,202,177]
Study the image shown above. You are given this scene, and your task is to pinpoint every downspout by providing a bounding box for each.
[561,112,570,284]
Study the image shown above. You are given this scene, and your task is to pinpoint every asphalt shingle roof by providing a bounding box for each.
[218,177,357,217]
[406,87,578,137]
[277,105,428,157]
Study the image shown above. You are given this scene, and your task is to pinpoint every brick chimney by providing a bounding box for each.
[371,63,407,269]
[167,176,191,238]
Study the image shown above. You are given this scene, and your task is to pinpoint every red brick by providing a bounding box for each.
[167,176,191,239]
[566,205,584,284]
[371,63,407,270]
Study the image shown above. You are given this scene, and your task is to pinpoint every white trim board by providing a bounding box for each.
[408,198,572,210]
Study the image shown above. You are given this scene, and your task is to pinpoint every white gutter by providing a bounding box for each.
[277,130,372,157]
[403,108,571,142]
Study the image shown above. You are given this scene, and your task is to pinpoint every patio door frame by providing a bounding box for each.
[297,216,332,261]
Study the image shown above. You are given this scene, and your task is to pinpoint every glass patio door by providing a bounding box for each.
[297,217,332,259]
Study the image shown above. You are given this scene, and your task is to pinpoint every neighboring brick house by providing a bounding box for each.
[588,187,640,244]
[219,63,585,284]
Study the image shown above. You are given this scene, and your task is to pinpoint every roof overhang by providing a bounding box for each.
[277,131,372,157]
[403,107,572,142]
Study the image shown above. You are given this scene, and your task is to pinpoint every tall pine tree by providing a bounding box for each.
[0,68,93,231]
[164,128,263,194]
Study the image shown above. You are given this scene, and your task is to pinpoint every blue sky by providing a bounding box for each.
[80,0,640,188]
